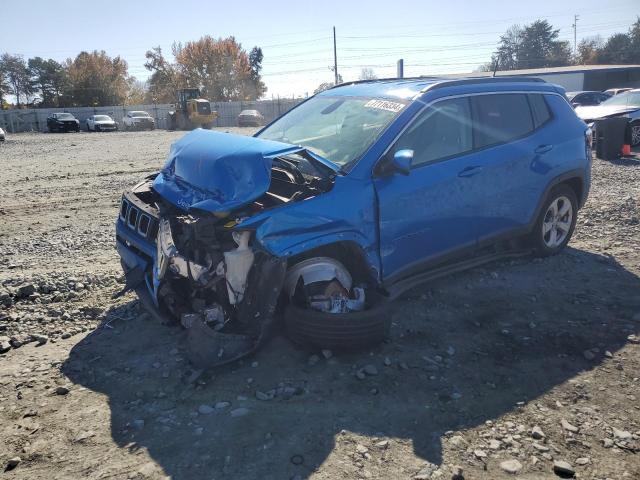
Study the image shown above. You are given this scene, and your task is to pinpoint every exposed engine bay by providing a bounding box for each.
[116,148,371,367]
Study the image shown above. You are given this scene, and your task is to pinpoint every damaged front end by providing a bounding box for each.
[115,129,337,368]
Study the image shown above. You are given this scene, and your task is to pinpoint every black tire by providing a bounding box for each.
[284,294,391,350]
[631,120,640,147]
[530,184,578,257]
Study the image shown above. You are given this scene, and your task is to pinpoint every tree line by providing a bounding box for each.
[480,18,640,72]
[0,36,265,109]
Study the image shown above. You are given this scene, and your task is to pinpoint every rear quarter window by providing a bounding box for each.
[528,94,552,128]
[472,93,534,148]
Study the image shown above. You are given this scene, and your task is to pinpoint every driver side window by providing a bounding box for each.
[395,97,473,167]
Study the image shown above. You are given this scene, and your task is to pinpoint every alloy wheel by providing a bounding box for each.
[542,195,573,248]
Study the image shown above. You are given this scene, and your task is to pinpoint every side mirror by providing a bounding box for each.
[391,149,413,175]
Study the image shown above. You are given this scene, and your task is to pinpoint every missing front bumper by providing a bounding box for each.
[118,234,287,368]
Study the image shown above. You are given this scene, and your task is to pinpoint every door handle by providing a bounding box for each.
[535,144,554,154]
[457,165,484,178]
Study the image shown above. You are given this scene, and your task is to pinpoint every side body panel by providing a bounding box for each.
[374,148,487,280]
[473,94,589,241]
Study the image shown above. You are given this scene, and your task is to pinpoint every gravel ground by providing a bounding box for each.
[0,130,639,480]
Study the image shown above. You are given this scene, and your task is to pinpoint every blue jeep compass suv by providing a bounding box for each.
[116,77,591,366]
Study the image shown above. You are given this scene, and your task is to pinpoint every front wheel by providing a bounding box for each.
[530,185,578,256]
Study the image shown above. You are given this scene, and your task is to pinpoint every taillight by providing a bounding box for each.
[585,127,593,160]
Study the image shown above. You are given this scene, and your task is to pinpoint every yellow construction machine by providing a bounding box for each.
[168,88,218,130]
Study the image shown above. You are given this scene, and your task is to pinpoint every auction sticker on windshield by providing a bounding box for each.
[364,99,405,113]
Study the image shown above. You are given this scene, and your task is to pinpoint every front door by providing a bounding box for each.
[374,96,486,281]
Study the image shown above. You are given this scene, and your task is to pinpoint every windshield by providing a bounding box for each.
[57,113,75,120]
[600,91,640,107]
[197,102,211,115]
[94,115,111,121]
[257,96,406,167]
[131,111,150,117]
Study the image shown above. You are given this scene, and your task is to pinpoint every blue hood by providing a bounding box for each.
[153,129,304,213]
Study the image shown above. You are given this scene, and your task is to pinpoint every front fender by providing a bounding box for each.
[237,176,382,281]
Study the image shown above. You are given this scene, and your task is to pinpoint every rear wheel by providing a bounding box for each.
[531,185,577,256]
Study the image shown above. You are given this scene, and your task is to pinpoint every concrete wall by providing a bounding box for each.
[0,98,303,133]
[534,72,585,92]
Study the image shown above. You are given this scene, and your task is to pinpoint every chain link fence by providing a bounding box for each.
[0,98,303,133]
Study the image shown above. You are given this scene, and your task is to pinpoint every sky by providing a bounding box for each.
[1,0,638,98]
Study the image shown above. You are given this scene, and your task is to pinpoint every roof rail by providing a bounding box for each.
[329,75,546,92]
[423,76,546,92]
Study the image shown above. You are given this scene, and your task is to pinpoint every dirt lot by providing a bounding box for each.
[0,130,639,480]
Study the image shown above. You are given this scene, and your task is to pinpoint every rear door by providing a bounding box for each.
[375,96,486,280]
[470,92,551,241]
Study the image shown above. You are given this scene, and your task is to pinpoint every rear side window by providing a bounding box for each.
[395,97,473,166]
[528,94,552,128]
[472,94,534,148]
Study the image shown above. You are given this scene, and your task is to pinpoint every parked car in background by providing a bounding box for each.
[604,87,633,96]
[566,91,611,108]
[575,89,640,146]
[86,114,118,132]
[47,113,80,132]
[123,111,155,131]
[238,109,264,127]
[115,77,591,367]
[0,127,5,142]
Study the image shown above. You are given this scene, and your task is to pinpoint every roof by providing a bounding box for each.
[323,76,550,100]
[320,78,439,100]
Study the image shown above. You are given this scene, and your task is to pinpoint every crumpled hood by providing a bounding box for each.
[575,104,640,121]
[153,129,303,213]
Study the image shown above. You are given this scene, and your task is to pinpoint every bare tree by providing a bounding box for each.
[359,68,377,80]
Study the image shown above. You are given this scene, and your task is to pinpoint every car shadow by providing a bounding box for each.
[62,247,640,479]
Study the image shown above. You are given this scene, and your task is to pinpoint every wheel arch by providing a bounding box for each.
[283,240,380,286]
[529,169,587,232]
[562,176,584,208]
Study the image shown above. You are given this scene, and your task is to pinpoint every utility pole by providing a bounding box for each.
[333,26,339,85]
[572,14,579,55]
[396,59,404,79]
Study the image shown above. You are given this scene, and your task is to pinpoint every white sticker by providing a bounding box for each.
[364,99,405,113]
